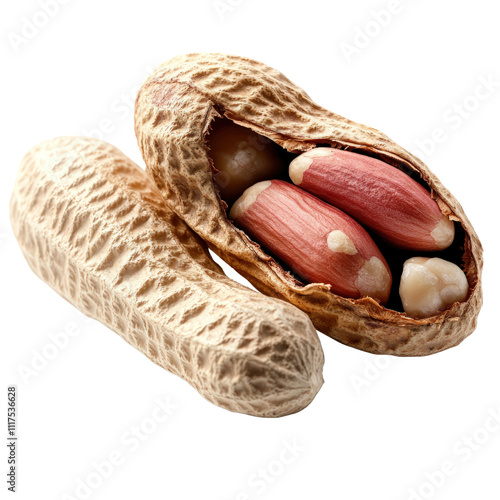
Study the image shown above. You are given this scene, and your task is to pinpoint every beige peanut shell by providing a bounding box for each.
[135,53,483,356]
[9,137,324,417]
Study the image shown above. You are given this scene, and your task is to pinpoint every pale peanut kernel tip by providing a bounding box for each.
[229,180,271,220]
[355,256,391,303]
[327,230,358,255]
[289,148,334,185]
[304,148,335,158]
[430,215,455,249]
[289,155,313,185]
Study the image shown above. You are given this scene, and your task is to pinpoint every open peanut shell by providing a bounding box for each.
[135,53,483,356]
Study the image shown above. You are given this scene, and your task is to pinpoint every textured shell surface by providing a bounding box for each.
[135,53,483,356]
[9,136,324,417]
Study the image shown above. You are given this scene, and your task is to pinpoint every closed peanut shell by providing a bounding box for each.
[135,53,483,356]
[9,137,324,417]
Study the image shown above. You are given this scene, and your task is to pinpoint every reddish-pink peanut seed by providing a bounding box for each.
[289,148,455,251]
[230,180,392,304]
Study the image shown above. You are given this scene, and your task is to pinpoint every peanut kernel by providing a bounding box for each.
[207,120,285,204]
[289,147,456,251]
[355,256,392,303]
[430,215,455,250]
[230,179,392,304]
[399,257,469,318]
[229,180,271,220]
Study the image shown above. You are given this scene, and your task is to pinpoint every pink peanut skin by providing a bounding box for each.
[231,180,392,303]
[290,149,454,251]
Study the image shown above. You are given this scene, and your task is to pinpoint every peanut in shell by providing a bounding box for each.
[9,136,324,417]
[134,52,483,356]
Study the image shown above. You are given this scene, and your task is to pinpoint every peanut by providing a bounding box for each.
[230,180,392,304]
[10,137,324,417]
[399,257,469,318]
[135,53,482,356]
[289,148,455,251]
[207,119,286,204]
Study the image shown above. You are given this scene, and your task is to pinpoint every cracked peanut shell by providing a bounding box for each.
[9,136,324,417]
[135,53,483,356]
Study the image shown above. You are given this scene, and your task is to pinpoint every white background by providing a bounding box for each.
[1,1,499,499]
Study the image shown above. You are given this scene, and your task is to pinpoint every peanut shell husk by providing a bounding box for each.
[10,136,324,416]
